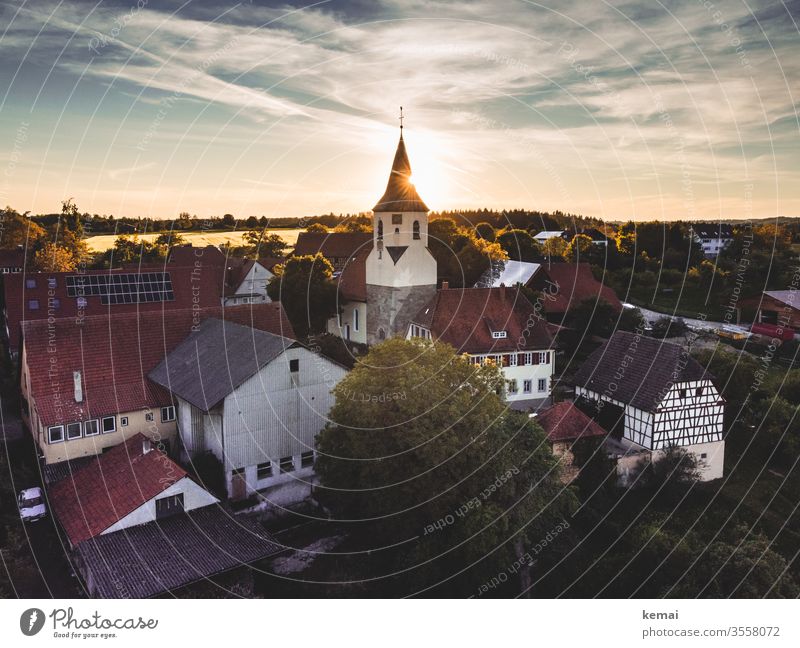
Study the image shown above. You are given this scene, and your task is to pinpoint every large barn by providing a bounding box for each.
[149,318,347,503]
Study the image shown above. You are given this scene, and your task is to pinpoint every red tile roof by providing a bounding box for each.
[3,264,225,355]
[167,244,227,266]
[50,434,189,546]
[168,245,279,296]
[336,248,368,302]
[536,401,607,442]
[0,248,25,269]
[412,286,554,354]
[292,232,372,260]
[535,262,622,315]
[23,303,295,426]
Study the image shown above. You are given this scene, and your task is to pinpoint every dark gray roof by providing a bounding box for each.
[42,456,95,485]
[148,317,297,411]
[572,331,713,412]
[75,504,282,598]
[692,223,733,238]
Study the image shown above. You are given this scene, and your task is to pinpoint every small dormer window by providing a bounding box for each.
[492,330,507,339]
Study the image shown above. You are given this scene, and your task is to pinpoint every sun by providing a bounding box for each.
[403,133,452,209]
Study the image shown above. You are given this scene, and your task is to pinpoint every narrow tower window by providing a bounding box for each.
[377,220,383,240]
[413,220,420,240]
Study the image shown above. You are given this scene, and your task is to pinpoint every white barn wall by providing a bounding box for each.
[222,346,345,471]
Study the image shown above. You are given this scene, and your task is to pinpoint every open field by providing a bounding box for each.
[85,228,305,253]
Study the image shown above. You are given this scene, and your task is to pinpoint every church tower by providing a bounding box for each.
[365,112,438,344]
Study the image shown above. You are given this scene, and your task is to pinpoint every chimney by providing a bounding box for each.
[500,283,507,300]
[142,438,152,454]
[73,371,83,403]
[441,281,449,290]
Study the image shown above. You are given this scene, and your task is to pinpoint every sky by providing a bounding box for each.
[0,0,798,221]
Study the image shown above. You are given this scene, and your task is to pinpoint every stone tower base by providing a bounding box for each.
[366,283,437,346]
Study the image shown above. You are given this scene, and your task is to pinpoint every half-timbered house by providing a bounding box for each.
[572,331,725,481]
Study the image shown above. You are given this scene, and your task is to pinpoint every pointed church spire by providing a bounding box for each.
[372,108,428,212]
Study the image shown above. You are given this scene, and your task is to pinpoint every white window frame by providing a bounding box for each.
[48,425,64,444]
[353,308,359,332]
[84,419,100,437]
[120,416,129,427]
[491,330,507,339]
[508,379,518,394]
[524,352,533,365]
[538,378,547,393]
[145,412,154,422]
[279,456,295,473]
[161,406,176,422]
[523,380,532,394]
[66,422,82,440]
[101,416,116,434]
[509,353,518,367]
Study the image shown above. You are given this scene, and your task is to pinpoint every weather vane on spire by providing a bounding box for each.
[399,106,404,131]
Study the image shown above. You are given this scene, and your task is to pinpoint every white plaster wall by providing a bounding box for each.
[101,476,219,535]
[327,300,368,344]
[365,211,437,288]
[653,440,725,482]
[503,358,554,402]
[227,261,274,303]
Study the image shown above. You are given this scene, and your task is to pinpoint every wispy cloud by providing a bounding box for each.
[1,0,797,219]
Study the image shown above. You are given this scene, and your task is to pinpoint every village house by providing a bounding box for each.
[149,318,347,502]
[2,262,224,360]
[534,401,607,483]
[533,230,565,244]
[571,227,609,246]
[19,303,294,476]
[738,290,800,333]
[167,244,279,305]
[529,261,622,322]
[691,223,734,257]
[50,434,280,598]
[572,331,725,483]
[407,285,557,410]
[292,231,372,272]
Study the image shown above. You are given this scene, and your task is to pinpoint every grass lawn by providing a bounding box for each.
[626,286,726,320]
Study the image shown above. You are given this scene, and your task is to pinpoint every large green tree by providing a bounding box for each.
[315,338,577,595]
[429,217,506,288]
[0,207,46,249]
[267,253,338,337]
[497,228,541,262]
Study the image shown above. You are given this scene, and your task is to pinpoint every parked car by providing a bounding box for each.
[18,487,46,522]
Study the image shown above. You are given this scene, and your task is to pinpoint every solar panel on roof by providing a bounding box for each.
[66,273,175,305]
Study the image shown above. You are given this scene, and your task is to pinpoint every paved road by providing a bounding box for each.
[624,302,746,335]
